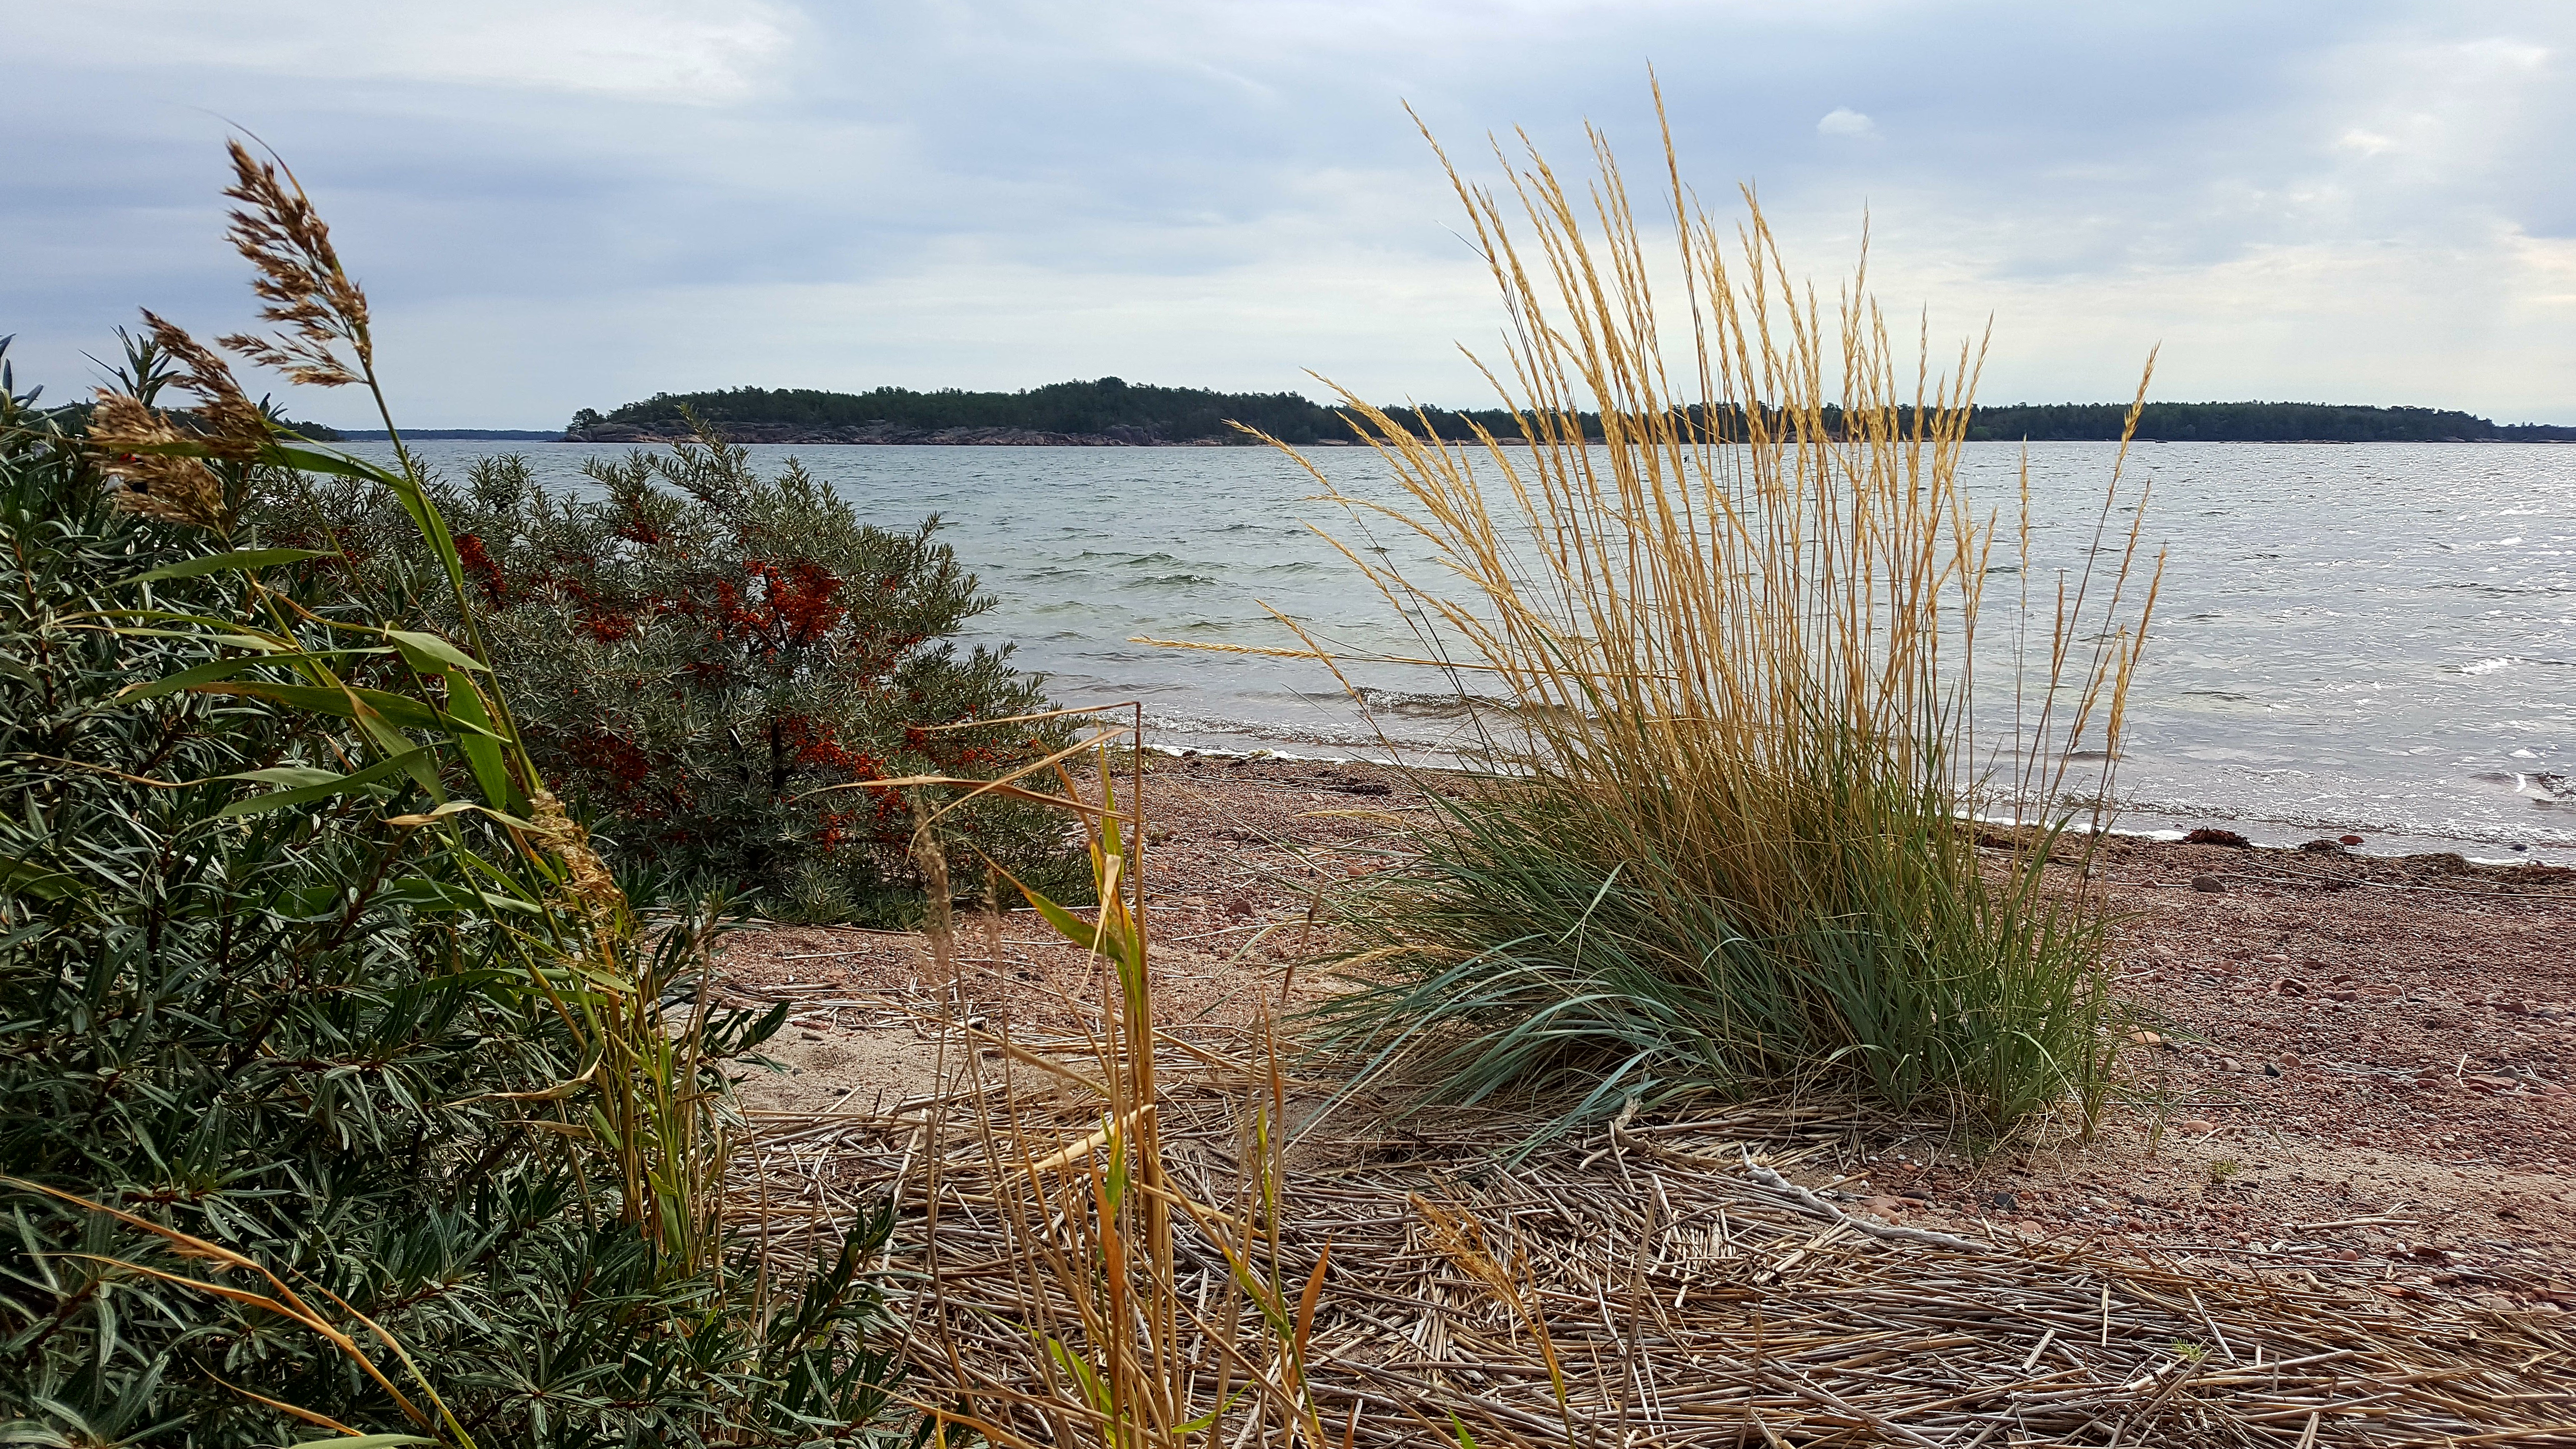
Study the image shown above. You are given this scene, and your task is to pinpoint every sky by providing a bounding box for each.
[6,0,2573,428]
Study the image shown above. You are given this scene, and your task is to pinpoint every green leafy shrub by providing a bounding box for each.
[0,145,908,1447]
[276,435,1081,923]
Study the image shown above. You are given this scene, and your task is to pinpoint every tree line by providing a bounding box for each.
[573,377,1343,442]
[569,381,2576,445]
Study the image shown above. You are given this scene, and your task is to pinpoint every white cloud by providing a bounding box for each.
[9,0,793,103]
[1816,107,1877,138]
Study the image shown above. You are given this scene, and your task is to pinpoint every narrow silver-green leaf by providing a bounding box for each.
[214,747,435,818]
[117,547,336,587]
[386,628,487,674]
[115,655,273,703]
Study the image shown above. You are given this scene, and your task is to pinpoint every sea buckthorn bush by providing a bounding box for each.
[2,334,906,1446]
[282,433,1082,921]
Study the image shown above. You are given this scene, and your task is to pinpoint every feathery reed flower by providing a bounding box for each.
[527,786,626,920]
[216,137,368,388]
[88,392,229,531]
[88,310,274,533]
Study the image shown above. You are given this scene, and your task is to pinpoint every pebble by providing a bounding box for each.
[2174,1118,2216,1135]
[2191,875,2226,893]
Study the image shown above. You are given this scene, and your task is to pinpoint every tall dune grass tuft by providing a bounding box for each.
[826,717,1335,1447]
[1219,96,2161,1137]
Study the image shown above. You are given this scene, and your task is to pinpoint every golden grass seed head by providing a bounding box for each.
[132,310,267,454]
[527,786,626,920]
[88,391,234,533]
[220,137,368,388]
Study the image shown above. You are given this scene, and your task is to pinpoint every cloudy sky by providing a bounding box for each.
[7,0,2572,427]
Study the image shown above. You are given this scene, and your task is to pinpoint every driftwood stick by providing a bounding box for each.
[1741,1163,1995,1255]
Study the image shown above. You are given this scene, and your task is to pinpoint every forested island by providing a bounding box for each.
[1959,401,2574,443]
[564,378,1338,445]
[560,381,2575,446]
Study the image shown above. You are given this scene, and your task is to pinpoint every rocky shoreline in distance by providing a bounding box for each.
[563,421,1250,447]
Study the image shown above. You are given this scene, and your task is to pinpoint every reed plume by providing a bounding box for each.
[217,137,369,389]
[87,310,275,532]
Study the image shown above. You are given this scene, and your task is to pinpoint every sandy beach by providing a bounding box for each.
[714,752,2576,1311]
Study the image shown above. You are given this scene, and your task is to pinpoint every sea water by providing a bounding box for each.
[364,439,2574,861]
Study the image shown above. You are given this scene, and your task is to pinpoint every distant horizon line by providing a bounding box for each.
[312,387,2576,436]
[321,400,2576,439]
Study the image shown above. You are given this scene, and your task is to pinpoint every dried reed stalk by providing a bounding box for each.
[738,1065,2574,1447]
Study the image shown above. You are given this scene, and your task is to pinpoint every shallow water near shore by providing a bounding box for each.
[363,438,2574,861]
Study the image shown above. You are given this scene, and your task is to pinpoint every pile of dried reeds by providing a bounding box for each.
[740,1046,2576,1447]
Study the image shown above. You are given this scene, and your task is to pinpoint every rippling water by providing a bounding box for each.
[369,439,2575,861]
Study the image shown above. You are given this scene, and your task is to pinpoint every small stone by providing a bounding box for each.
[1863,1195,1911,1218]
[2277,977,2308,996]
[2191,875,2226,893]
[1985,1191,2019,1211]
[2174,1118,2216,1135]
[2279,1052,2301,1069]
[2220,1057,2243,1073]
[2339,834,2365,846]
[2126,1028,2164,1047]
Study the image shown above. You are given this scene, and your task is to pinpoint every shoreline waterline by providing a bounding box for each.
[1124,741,2567,865]
[355,438,2574,861]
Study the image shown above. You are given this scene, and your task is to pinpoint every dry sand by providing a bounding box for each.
[712,753,2576,1314]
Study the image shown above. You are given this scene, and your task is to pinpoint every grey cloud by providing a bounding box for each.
[3,0,2570,424]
